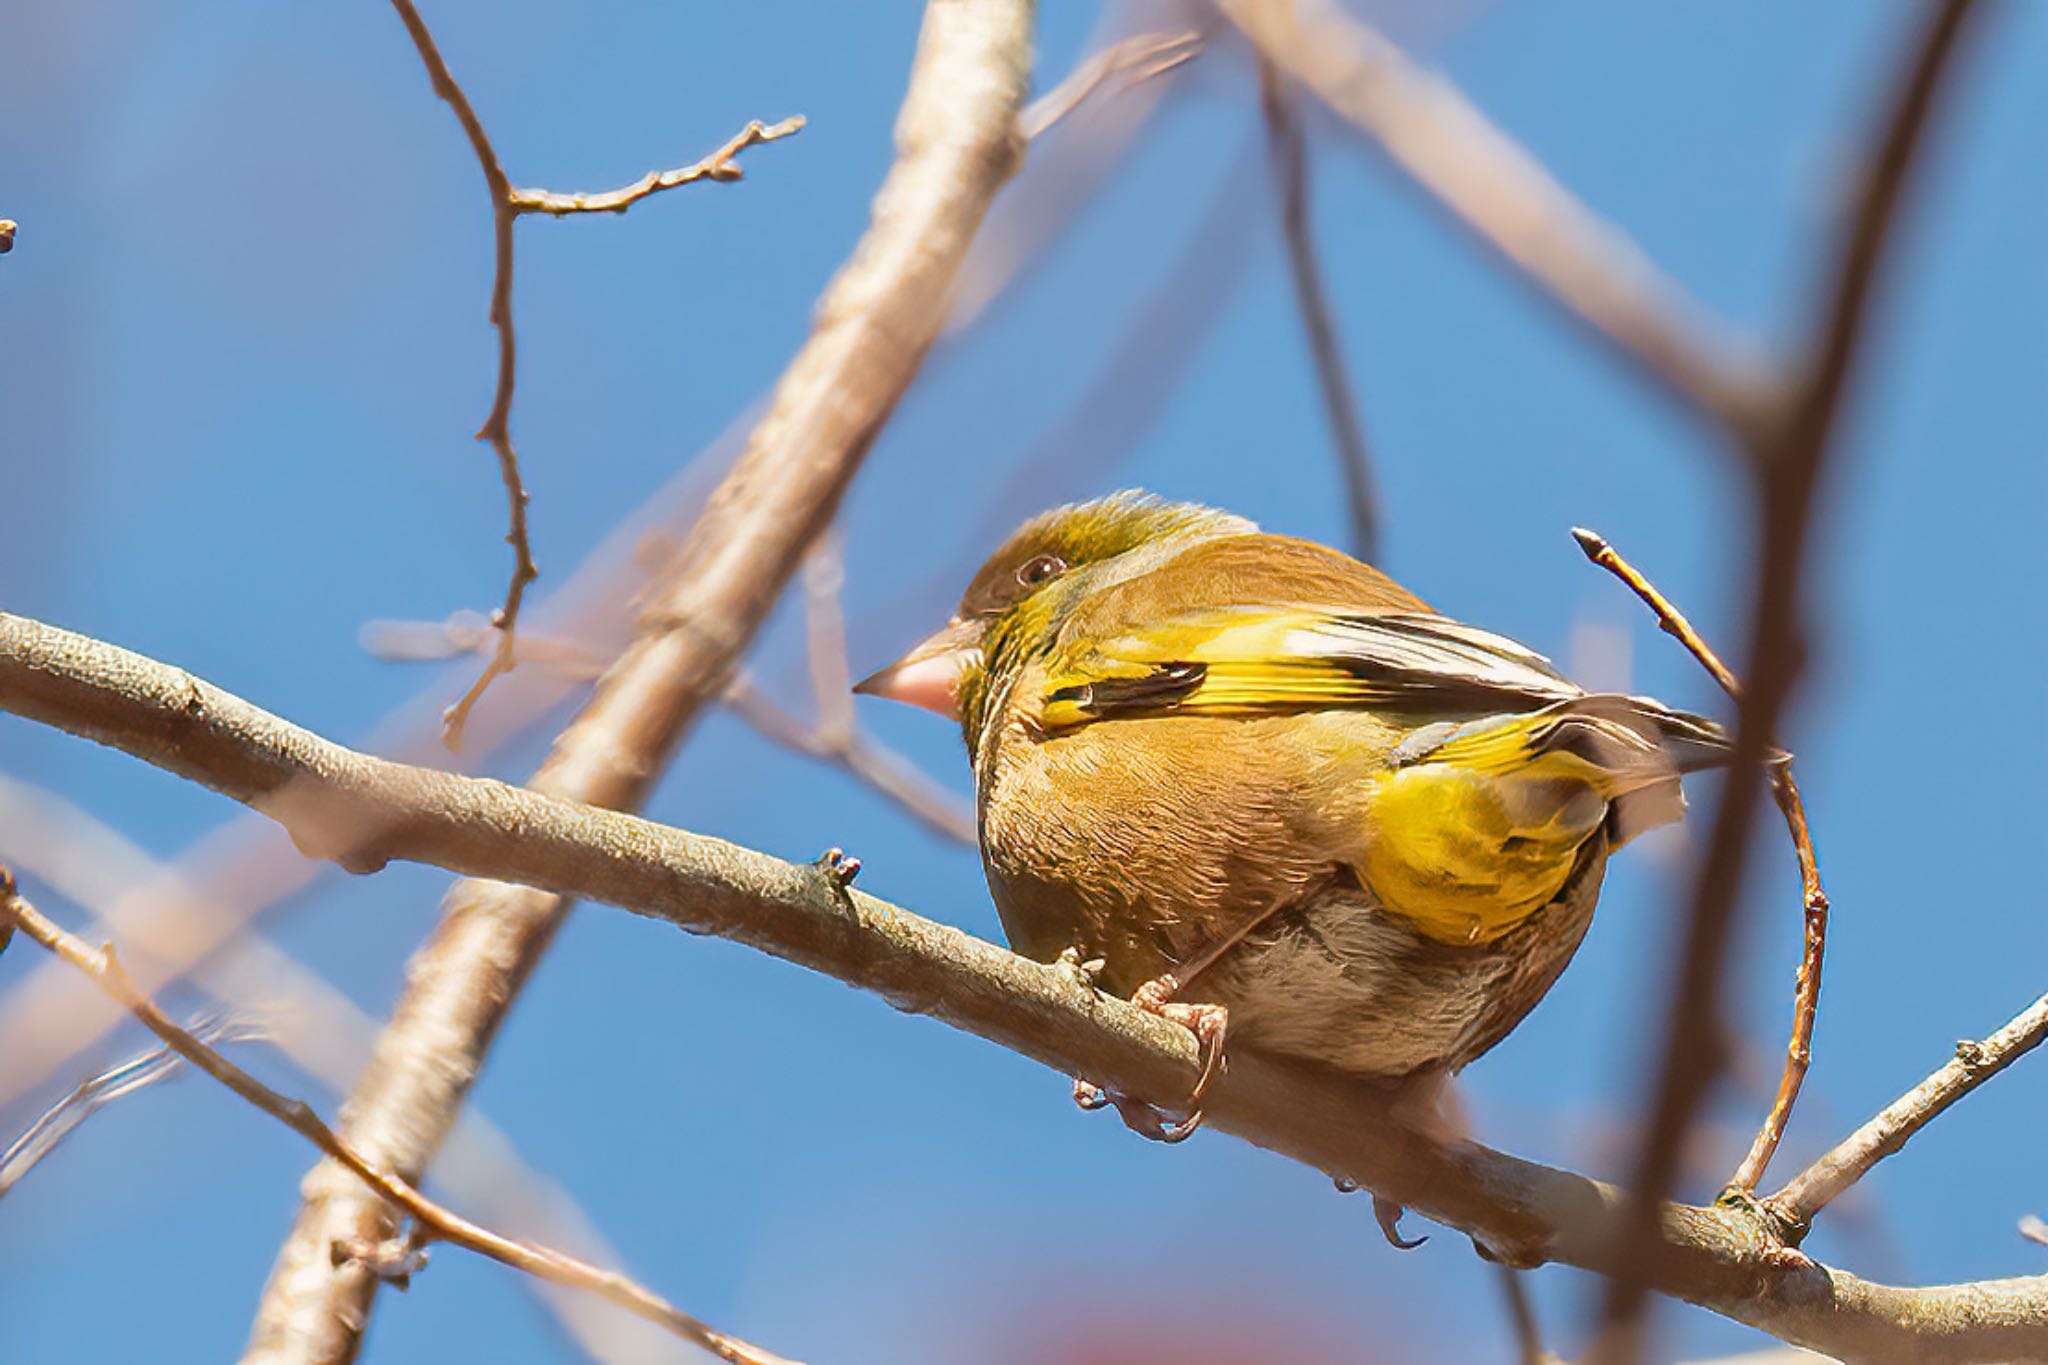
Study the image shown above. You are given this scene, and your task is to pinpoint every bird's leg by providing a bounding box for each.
[1103,898,1292,1141]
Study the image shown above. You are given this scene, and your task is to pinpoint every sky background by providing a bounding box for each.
[2,2,2044,1362]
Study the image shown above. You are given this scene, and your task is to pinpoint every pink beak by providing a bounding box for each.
[853,618,981,720]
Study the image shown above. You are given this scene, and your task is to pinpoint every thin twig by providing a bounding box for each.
[1595,4,1984,1356]
[0,1011,267,1197]
[1018,29,1203,142]
[508,117,805,216]
[1767,994,2048,1232]
[384,0,540,754]
[2,609,2044,1362]
[1570,528,1830,1196]
[387,0,799,750]
[0,879,795,1365]
[1219,0,1769,438]
[1257,59,1379,563]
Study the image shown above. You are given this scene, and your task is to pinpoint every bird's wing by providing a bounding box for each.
[1037,607,1582,731]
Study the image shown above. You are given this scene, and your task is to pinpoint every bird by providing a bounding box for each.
[855,492,1726,1138]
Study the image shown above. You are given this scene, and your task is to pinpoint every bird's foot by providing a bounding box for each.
[1065,970,1226,1144]
[1130,973,1229,1112]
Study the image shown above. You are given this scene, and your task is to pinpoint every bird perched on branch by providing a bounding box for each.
[857,492,1725,1138]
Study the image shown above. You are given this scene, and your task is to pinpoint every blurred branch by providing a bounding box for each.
[2022,1217,2048,1249]
[1570,527,1830,1199]
[0,880,796,1365]
[1598,4,1985,1356]
[1256,58,1379,563]
[1019,28,1203,141]
[1767,994,2048,1232]
[509,117,805,216]
[0,609,2043,1362]
[723,541,976,843]
[0,1011,267,1197]
[244,3,1035,1360]
[1219,0,1769,439]
[0,772,694,1364]
[1494,1263,1548,1365]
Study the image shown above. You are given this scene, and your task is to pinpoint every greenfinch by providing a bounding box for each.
[857,492,1724,1131]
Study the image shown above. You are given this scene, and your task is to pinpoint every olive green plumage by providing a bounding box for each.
[863,492,1725,1079]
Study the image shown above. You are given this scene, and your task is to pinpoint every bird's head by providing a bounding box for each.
[854,492,1254,741]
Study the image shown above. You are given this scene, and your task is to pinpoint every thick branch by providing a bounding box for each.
[2,610,2043,1363]
[241,4,1035,1360]
[0,884,795,1365]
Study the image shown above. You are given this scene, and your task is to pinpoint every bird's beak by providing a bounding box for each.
[853,618,980,720]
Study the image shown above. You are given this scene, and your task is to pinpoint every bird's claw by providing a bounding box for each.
[1373,1194,1428,1251]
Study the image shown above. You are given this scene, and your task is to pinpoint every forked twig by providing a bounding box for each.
[0,1012,268,1197]
[1573,527,1829,1195]
[0,877,798,1365]
[1019,29,1203,142]
[1768,993,2048,1232]
[385,0,798,750]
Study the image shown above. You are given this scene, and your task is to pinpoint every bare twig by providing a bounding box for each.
[508,117,805,216]
[0,880,796,1365]
[1596,4,1985,1356]
[0,1011,267,1197]
[1257,58,1379,563]
[1,608,2044,1363]
[244,5,1034,1359]
[1018,28,1203,142]
[1767,994,2048,1232]
[385,0,800,750]
[384,0,540,752]
[1570,527,1831,1196]
[1219,0,1768,438]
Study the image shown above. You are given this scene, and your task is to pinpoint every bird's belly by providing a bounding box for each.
[1205,839,1605,1077]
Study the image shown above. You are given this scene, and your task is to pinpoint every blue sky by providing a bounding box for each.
[2,2,2043,1361]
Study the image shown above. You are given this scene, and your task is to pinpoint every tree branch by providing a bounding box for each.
[1571,527,1831,1198]
[1768,994,2048,1234]
[2,609,2043,1363]
[0,880,797,1365]
[241,3,1035,1359]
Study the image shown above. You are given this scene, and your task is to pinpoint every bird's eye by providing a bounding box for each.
[1015,554,1066,588]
